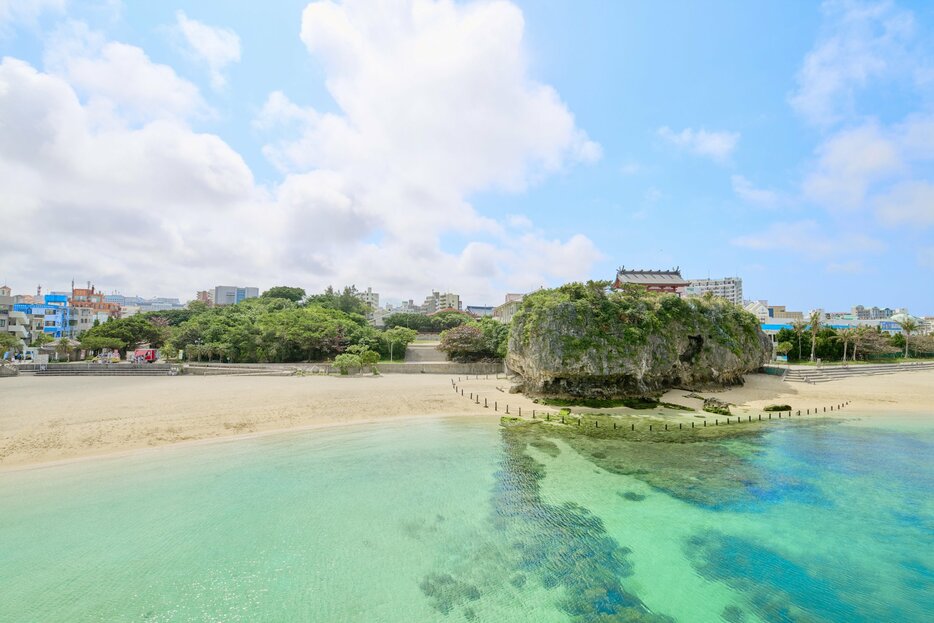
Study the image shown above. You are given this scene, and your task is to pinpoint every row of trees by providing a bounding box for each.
[67,286,418,364]
[383,310,474,332]
[775,314,928,362]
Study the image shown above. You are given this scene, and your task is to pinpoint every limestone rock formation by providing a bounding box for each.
[506,283,771,399]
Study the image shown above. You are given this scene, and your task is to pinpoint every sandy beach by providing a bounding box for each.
[1,369,932,469]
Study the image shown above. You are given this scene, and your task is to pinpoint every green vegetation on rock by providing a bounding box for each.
[507,282,771,399]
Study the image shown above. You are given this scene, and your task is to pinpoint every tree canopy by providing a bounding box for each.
[305,285,370,316]
[261,286,306,303]
[384,310,472,332]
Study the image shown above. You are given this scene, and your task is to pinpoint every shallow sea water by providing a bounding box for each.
[0,414,931,622]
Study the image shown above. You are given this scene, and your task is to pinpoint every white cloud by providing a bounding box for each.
[731,219,885,260]
[506,214,533,229]
[0,55,261,296]
[0,0,64,27]
[731,175,778,206]
[789,0,916,126]
[175,11,241,90]
[255,0,603,301]
[44,21,210,124]
[874,181,934,227]
[0,1,602,304]
[657,126,739,163]
[803,121,901,209]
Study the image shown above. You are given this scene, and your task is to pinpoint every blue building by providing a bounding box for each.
[13,294,71,338]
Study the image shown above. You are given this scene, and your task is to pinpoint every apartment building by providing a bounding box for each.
[683,277,743,306]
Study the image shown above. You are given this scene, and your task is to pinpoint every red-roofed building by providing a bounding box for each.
[612,266,689,294]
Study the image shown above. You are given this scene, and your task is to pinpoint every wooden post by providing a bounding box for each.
[665,424,668,431]
[494,401,497,411]
[595,421,599,428]
[691,421,694,428]
[614,423,617,430]
[649,425,653,431]
[631,424,634,431]
[679,423,682,429]
[506,405,510,414]
[519,407,521,417]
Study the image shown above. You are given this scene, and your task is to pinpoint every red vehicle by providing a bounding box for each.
[133,348,158,363]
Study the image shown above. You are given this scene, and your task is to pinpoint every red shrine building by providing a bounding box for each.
[612,266,689,294]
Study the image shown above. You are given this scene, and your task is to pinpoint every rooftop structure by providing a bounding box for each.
[612,266,689,293]
[465,305,494,317]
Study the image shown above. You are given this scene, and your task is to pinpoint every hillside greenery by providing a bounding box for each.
[512,281,762,364]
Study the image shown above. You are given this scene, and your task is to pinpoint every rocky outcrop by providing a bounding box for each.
[506,283,771,399]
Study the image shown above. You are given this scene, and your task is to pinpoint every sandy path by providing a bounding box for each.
[1,369,931,469]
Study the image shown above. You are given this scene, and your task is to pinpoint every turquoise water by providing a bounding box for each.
[1,415,931,622]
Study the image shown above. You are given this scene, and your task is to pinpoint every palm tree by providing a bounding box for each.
[791,320,808,361]
[896,318,919,359]
[55,337,74,362]
[808,311,822,362]
[834,328,856,362]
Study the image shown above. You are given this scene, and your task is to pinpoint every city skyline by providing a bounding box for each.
[1,1,933,314]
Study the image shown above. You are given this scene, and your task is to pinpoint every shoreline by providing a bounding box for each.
[1,369,931,471]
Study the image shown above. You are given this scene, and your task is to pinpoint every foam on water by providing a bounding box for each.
[0,414,931,622]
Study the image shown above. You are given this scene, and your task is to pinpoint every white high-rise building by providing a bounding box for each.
[421,291,461,314]
[682,277,743,306]
[356,287,379,310]
[214,286,259,306]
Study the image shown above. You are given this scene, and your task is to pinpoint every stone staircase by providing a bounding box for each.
[184,364,295,376]
[404,342,448,363]
[783,361,934,384]
[34,363,180,376]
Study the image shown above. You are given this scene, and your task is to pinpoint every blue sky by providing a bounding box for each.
[1,1,932,314]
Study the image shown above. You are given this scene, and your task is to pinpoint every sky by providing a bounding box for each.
[0,0,932,314]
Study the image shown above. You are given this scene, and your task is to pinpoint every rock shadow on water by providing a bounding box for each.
[489,426,674,622]
[617,491,647,502]
[683,530,861,622]
[419,572,481,615]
